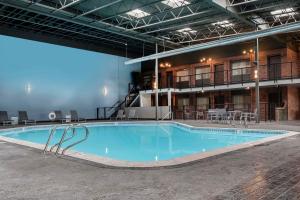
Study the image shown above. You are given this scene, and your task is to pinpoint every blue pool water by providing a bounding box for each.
[0,123,283,162]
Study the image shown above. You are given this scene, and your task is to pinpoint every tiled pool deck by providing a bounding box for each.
[0,120,300,199]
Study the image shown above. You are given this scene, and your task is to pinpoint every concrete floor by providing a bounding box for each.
[0,121,300,200]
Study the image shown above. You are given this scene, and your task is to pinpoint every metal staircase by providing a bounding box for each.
[97,84,140,119]
[44,124,89,155]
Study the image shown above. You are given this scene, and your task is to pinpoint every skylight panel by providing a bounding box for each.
[212,20,234,28]
[270,8,297,18]
[127,9,150,18]
[162,0,190,8]
[177,27,197,34]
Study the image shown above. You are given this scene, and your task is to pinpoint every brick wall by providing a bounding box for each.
[287,86,300,120]
[155,48,289,88]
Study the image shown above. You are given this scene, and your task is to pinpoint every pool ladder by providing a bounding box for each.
[43,124,89,155]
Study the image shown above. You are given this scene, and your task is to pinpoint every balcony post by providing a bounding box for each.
[291,62,293,80]
[255,36,260,123]
[155,43,159,120]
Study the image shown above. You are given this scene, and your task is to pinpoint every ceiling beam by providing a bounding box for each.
[205,0,256,28]
[125,21,300,64]
[73,0,123,19]
[1,0,179,48]
[52,0,86,13]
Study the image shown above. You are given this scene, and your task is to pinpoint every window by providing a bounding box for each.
[233,95,250,110]
[176,70,189,82]
[197,97,209,109]
[231,60,250,76]
[195,67,210,80]
[178,98,189,107]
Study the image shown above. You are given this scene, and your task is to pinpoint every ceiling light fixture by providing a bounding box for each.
[212,20,234,28]
[127,9,150,18]
[271,8,297,19]
[162,0,190,8]
[177,27,197,34]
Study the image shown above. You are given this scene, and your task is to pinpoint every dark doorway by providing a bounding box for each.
[268,55,281,80]
[214,64,224,85]
[214,95,225,108]
[268,91,282,120]
[166,71,173,88]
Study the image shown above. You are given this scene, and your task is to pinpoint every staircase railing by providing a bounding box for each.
[97,85,139,119]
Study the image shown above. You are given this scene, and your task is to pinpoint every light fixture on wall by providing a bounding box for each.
[153,81,157,89]
[200,57,212,63]
[103,86,108,96]
[25,83,32,94]
[160,62,172,68]
[254,70,258,79]
[242,49,254,55]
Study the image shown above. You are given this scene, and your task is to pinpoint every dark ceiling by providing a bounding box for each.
[0,0,300,57]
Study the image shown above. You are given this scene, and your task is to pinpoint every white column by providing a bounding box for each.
[155,43,159,120]
[255,37,260,123]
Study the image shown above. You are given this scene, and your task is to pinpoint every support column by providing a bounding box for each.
[167,90,172,108]
[255,37,260,123]
[155,43,159,120]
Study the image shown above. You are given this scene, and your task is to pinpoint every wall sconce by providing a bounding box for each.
[200,57,212,63]
[153,81,157,89]
[242,49,255,55]
[103,86,108,96]
[254,70,258,79]
[25,83,32,94]
[160,62,171,68]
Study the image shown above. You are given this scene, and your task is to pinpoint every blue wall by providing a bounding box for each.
[0,35,140,120]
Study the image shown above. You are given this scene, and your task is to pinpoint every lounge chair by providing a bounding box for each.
[127,109,138,120]
[196,111,205,120]
[0,111,13,126]
[54,111,68,123]
[184,109,192,120]
[70,110,86,122]
[18,111,36,125]
[227,110,242,125]
[240,109,257,125]
[111,109,125,120]
[207,108,227,123]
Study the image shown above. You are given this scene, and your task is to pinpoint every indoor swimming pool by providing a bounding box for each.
[0,123,286,163]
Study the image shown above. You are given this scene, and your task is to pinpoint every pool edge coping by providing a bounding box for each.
[0,121,299,168]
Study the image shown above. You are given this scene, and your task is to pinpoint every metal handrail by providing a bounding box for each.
[61,125,89,155]
[44,124,90,155]
[54,124,77,155]
[50,125,76,152]
[43,125,58,154]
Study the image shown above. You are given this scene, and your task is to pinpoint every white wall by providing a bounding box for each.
[0,35,141,120]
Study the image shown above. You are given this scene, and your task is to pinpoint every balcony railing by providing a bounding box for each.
[152,61,300,90]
